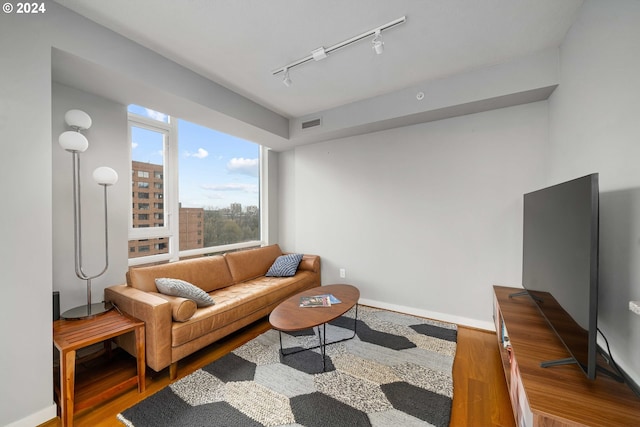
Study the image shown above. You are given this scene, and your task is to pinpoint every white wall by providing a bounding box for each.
[52,83,129,314]
[0,12,57,426]
[548,0,640,384]
[280,102,549,328]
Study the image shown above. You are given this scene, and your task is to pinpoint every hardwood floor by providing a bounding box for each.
[41,318,515,427]
[451,327,515,427]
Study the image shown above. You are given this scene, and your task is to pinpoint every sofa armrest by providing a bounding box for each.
[104,284,173,372]
[299,254,321,275]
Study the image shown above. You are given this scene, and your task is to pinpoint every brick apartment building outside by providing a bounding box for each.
[130,161,203,258]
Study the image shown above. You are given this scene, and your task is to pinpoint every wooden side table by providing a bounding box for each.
[53,309,145,427]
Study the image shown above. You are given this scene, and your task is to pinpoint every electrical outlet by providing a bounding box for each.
[339,268,346,278]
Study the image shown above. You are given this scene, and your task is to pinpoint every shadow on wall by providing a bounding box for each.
[598,188,640,372]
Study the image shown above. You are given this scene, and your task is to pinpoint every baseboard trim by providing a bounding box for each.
[359,298,495,331]
[6,403,57,427]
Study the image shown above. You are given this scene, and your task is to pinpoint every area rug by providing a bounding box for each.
[118,306,457,427]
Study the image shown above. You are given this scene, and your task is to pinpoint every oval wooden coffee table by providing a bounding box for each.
[269,284,360,371]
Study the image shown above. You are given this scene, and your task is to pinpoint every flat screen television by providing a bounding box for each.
[522,173,599,379]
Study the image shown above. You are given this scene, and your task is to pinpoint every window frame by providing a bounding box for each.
[127,110,265,266]
[128,113,178,265]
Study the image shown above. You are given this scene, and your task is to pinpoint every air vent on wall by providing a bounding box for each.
[301,118,322,130]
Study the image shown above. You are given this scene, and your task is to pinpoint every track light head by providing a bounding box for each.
[282,68,292,87]
[372,30,384,55]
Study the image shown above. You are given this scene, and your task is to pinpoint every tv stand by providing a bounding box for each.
[508,289,543,303]
[493,286,640,427]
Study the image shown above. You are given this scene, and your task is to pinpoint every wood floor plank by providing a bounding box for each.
[41,318,514,427]
[450,327,515,427]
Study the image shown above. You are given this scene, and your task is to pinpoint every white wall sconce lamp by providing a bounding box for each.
[272,16,406,86]
[58,109,119,319]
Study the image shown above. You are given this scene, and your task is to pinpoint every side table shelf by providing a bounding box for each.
[493,285,640,427]
[53,310,145,427]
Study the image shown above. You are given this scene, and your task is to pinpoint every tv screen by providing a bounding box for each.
[522,173,599,379]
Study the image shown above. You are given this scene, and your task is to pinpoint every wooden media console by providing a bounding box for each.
[493,285,640,427]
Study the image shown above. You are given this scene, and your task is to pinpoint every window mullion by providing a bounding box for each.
[167,118,179,262]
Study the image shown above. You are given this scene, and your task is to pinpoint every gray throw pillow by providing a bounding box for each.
[155,278,215,308]
[266,253,303,277]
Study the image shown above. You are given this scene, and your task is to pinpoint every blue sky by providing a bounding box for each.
[129,105,260,210]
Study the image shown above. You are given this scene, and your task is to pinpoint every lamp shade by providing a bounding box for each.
[65,109,92,130]
[93,166,118,186]
[59,131,89,152]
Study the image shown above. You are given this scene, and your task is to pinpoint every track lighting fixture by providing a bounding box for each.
[272,16,406,85]
[372,30,384,55]
[283,68,292,87]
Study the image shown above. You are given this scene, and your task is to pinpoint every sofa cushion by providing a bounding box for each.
[155,278,215,308]
[266,253,303,277]
[170,272,318,348]
[128,254,233,293]
[225,244,283,283]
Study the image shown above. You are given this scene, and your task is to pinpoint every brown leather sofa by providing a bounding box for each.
[105,244,320,379]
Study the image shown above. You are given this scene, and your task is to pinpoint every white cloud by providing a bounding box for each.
[145,108,168,122]
[227,157,258,177]
[201,183,258,193]
[185,148,209,159]
[131,142,139,149]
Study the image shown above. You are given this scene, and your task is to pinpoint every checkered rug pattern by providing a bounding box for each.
[119,306,457,427]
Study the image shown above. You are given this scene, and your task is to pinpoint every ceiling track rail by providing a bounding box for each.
[272,16,406,76]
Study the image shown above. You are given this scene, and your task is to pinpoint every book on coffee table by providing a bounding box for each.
[300,295,331,307]
[323,294,341,304]
[299,294,342,307]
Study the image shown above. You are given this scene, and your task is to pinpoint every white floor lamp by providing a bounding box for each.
[58,109,118,320]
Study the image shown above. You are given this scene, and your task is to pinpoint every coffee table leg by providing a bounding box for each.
[317,325,324,371]
[277,304,359,363]
[350,304,358,339]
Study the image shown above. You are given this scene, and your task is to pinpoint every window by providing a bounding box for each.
[128,105,263,265]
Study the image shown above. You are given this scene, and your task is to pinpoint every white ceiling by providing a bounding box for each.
[53,0,583,120]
